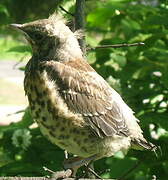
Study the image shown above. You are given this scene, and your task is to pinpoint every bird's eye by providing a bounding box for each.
[33,33,43,41]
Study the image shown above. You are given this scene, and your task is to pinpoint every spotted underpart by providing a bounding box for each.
[21,13,156,165]
[24,70,100,157]
[24,61,136,160]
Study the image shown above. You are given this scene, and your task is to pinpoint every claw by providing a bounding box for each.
[52,169,73,179]
[63,155,97,177]
[63,155,97,169]
[43,166,73,179]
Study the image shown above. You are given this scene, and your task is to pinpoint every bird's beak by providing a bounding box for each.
[9,23,34,45]
[10,23,23,29]
[9,24,24,32]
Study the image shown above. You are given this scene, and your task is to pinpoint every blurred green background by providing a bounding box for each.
[0,0,168,179]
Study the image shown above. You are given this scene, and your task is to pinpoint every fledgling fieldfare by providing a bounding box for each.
[11,14,156,175]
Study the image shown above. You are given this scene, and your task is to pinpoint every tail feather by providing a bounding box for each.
[132,138,157,151]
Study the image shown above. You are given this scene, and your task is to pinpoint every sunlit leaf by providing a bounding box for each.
[0,5,9,16]
[7,45,32,53]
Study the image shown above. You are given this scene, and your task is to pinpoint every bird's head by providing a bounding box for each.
[10,13,83,61]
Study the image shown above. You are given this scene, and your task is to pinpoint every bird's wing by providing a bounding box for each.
[40,59,131,138]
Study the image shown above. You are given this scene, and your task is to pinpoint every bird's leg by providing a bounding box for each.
[64,150,69,159]
[44,154,97,179]
[63,154,97,177]
[85,162,95,178]
[85,160,102,179]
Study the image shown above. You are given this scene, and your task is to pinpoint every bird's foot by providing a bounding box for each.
[63,155,97,178]
[63,155,97,170]
[43,166,73,179]
[52,169,73,179]
[84,165,102,179]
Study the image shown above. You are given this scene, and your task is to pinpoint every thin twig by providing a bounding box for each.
[0,178,116,180]
[0,178,48,180]
[13,56,25,69]
[87,167,102,179]
[43,166,55,174]
[117,161,141,180]
[89,42,145,51]
[7,109,25,116]
[59,6,74,16]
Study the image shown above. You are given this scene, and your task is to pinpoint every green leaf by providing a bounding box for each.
[0,5,9,16]
[7,45,32,53]
[145,15,168,26]
[110,53,127,67]
[87,2,123,29]
[161,70,168,88]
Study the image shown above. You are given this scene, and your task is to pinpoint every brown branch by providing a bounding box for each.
[0,178,48,180]
[88,42,145,51]
[75,0,86,54]
[0,178,116,180]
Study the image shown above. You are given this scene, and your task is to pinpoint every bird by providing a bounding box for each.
[10,13,156,177]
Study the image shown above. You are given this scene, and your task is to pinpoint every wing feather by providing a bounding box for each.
[39,60,130,138]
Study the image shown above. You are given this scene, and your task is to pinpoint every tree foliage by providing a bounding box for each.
[0,0,168,179]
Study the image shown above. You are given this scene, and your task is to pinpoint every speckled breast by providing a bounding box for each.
[24,70,100,157]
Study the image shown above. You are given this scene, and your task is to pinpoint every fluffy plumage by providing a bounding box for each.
[11,13,156,173]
